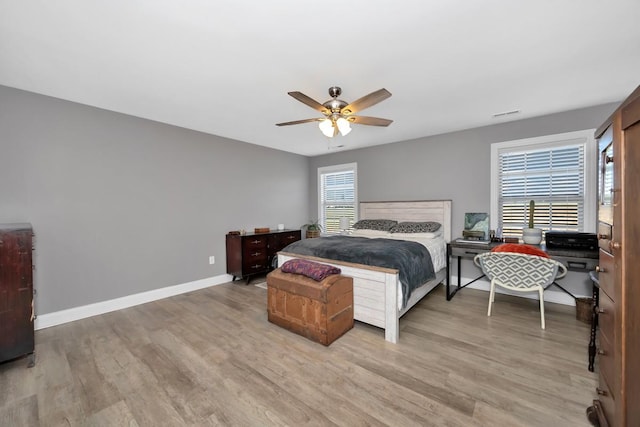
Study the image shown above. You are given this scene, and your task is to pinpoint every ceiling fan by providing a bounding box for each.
[276,86,393,138]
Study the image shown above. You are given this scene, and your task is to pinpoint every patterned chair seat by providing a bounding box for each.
[474,252,567,329]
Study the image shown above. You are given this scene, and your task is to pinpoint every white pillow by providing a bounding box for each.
[349,229,390,238]
[387,228,443,239]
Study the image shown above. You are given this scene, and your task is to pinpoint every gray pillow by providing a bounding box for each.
[352,219,398,231]
[390,221,441,233]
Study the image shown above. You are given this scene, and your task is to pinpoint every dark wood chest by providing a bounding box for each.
[226,229,301,282]
[266,268,353,346]
[0,223,35,366]
[589,84,640,427]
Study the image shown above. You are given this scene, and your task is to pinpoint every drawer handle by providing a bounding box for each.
[598,349,606,356]
[595,266,606,273]
[252,252,262,257]
[252,239,261,244]
[605,155,614,164]
[610,241,621,251]
[568,261,587,270]
[596,387,608,396]
[251,264,262,269]
[597,307,605,314]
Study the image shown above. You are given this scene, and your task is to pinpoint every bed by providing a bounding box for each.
[278,200,452,343]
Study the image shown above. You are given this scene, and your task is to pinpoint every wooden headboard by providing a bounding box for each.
[359,200,452,242]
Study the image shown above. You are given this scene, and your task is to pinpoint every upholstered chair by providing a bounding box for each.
[473,251,567,329]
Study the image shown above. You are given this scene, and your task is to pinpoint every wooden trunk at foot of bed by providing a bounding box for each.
[266,268,354,346]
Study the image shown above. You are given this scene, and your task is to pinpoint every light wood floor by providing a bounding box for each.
[1,282,597,426]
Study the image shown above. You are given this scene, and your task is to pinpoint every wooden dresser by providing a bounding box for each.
[0,223,35,367]
[226,229,301,283]
[589,85,640,427]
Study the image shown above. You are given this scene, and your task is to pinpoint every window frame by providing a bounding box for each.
[317,162,358,235]
[490,129,597,235]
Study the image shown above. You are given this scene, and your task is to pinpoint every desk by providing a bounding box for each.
[446,241,599,301]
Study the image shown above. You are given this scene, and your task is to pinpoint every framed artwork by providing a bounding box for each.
[463,213,489,240]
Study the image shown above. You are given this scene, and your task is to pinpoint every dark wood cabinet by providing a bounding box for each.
[589,85,640,427]
[226,229,301,283]
[0,223,35,367]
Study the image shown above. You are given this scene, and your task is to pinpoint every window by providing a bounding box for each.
[490,130,596,237]
[318,163,357,234]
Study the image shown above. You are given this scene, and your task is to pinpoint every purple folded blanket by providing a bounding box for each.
[281,259,341,281]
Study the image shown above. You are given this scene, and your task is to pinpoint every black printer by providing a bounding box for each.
[545,231,598,251]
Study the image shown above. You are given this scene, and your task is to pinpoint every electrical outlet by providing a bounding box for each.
[209,256,215,265]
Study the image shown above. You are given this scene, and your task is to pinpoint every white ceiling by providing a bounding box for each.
[2,1,639,157]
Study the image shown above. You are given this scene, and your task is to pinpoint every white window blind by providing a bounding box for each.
[318,163,357,234]
[499,144,584,235]
[490,130,596,237]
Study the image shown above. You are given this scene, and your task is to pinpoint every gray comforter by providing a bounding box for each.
[281,235,435,307]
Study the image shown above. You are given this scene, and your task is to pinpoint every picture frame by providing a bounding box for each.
[463,212,489,241]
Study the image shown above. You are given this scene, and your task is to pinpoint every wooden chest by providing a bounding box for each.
[0,224,35,366]
[267,268,353,346]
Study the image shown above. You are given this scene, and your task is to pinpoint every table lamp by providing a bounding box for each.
[339,217,350,234]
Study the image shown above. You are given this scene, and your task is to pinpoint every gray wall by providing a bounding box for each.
[0,85,309,315]
[308,102,619,297]
[309,103,618,227]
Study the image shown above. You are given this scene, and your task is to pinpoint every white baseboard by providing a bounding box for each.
[35,274,234,330]
[450,275,579,306]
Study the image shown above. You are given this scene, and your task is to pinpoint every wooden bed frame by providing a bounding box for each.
[279,200,452,343]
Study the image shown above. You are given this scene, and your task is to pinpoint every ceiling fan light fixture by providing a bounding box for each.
[319,119,335,138]
[336,117,351,136]
[277,86,392,138]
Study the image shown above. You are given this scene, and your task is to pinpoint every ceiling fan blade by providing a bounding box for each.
[276,117,324,126]
[288,92,330,114]
[348,116,393,127]
[342,88,391,114]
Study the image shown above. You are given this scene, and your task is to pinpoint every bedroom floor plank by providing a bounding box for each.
[0,283,596,426]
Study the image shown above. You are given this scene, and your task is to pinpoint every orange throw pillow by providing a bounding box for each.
[491,243,549,258]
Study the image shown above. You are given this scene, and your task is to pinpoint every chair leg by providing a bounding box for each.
[487,281,495,317]
[539,287,546,330]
